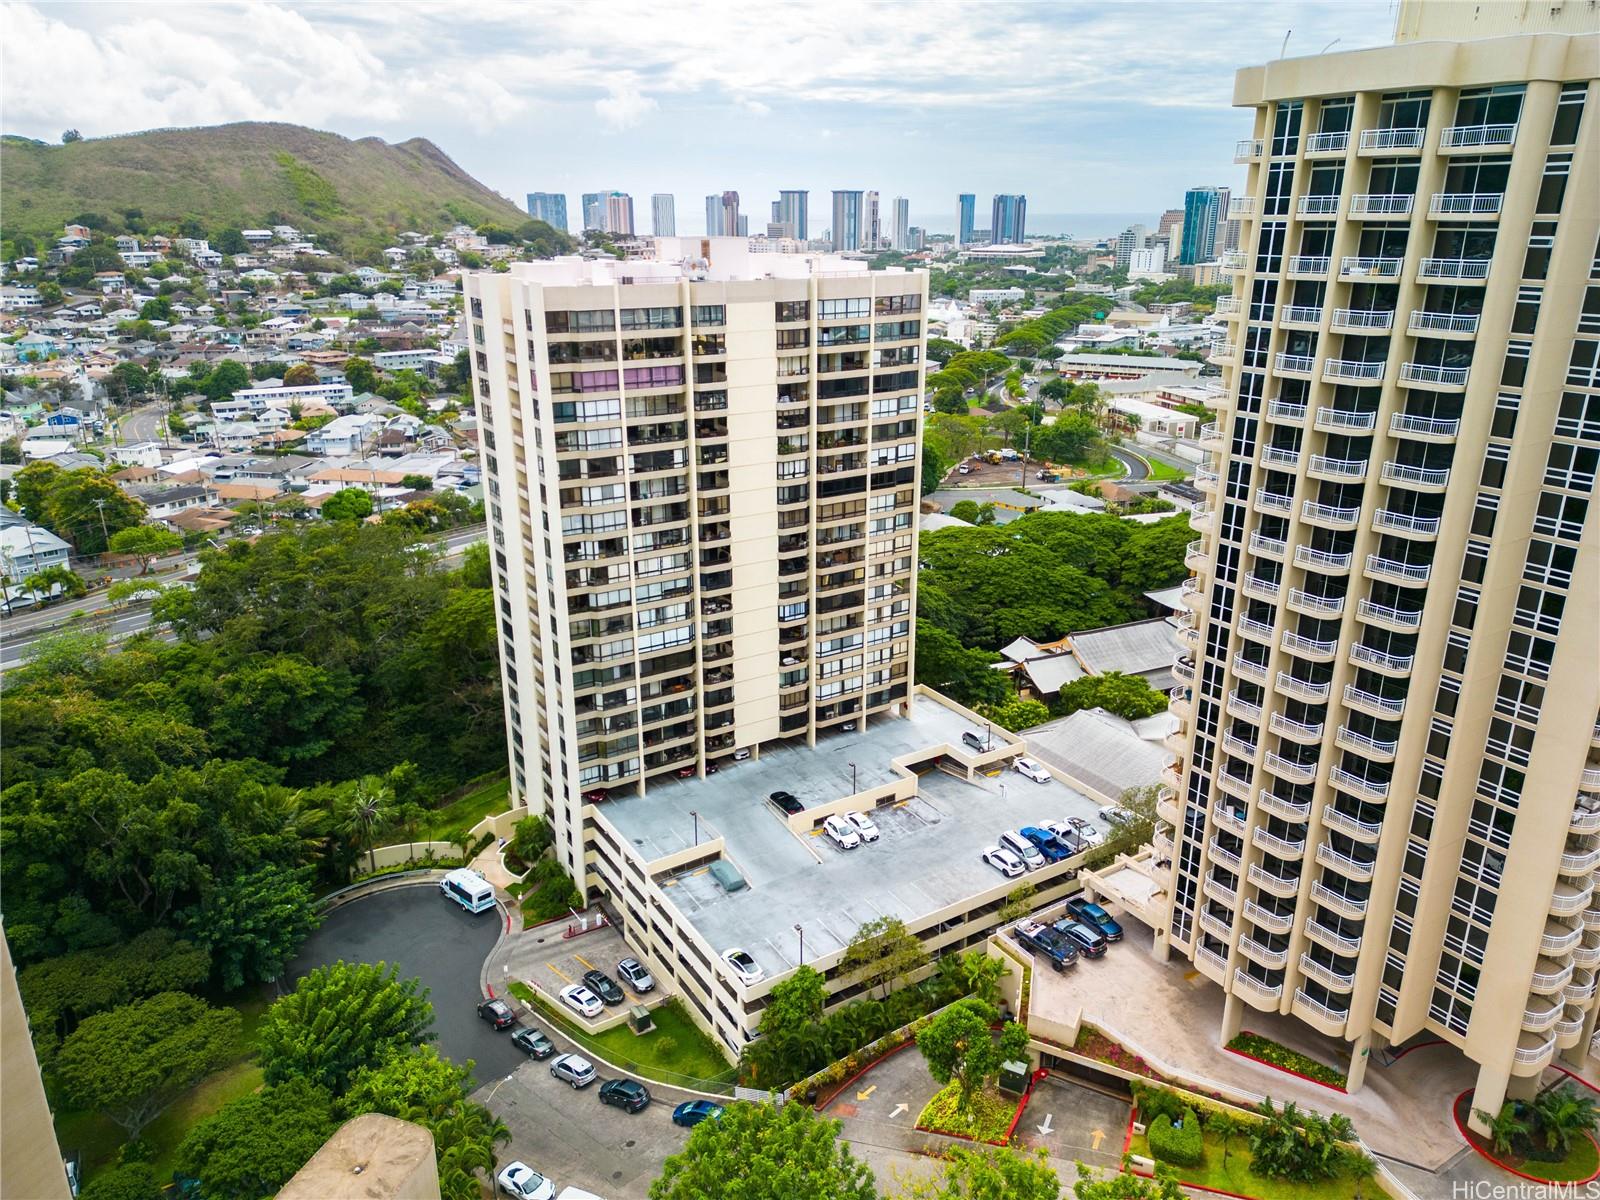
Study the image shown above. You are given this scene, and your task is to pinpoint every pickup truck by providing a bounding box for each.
[1013,918,1079,972]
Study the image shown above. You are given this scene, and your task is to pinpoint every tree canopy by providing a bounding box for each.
[13,460,146,553]
[891,1147,1060,1200]
[650,1102,876,1200]
[915,998,1030,1116]
[257,960,434,1093]
[176,1077,338,1200]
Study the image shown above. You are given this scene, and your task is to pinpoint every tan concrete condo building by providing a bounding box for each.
[1164,2,1600,1129]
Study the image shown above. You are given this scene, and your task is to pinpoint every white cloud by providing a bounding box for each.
[594,87,658,131]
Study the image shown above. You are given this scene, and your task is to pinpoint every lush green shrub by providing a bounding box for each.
[79,1163,163,1200]
[1133,1082,1186,1126]
[1148,1107,1204,1167]
[1227,1033,1346,1089]
[521,859,583,921]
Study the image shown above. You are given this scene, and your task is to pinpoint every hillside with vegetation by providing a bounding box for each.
[0,121,531,257]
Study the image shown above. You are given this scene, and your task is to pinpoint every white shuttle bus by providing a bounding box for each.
[440,868,496,914]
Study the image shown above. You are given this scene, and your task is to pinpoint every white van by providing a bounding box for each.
[999,829,1045,870]
[440,868,496,914]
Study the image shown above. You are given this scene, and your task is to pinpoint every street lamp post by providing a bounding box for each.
[795,923,805,966]
[848,761,857,794]
[690,809,699,847]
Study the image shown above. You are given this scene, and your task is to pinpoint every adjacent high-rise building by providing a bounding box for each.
[1159,0,1598,1136]
[891,197,911,252]
[526,192,569,232]
[605,192,636,238]
[831,190,864,252]
[777,190,810,241]
[864,191,881,251]
[722,192,741,240]
[705,195,723,237]
[956,193,977,247]
[1179,186,1226,264]
[991,194,1027,244]
[1114,224,1149,270]
[582,192,607,232]
[651,194,676,237]
[1157,207,1185,243]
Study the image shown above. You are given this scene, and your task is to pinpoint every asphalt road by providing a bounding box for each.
[286,883,527,1086]
[119,401,168,445]
[1109,445,1151,480]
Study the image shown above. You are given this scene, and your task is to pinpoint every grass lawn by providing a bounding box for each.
[1452,1091,1600,1183]
[419,775,510,842]
[1129,1130,1371,1200]
[514,988,734,1090]
[917,1081,1016,1144]
[1143,456,1190,482]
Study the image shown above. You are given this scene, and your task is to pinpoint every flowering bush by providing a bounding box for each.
[916,1081,1017,1144]
[1227,1032,1347,1089]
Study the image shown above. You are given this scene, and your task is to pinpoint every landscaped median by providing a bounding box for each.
[915,1080,1025,1145]
[1453,1085,1600,1187]
[1226,1031,1348,1092]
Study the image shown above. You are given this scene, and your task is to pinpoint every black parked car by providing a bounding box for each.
[1052,918,1109,959]
[598,1078,651,1113]
[582,970,626,1006]
[477,998,516,1029]
[511,1027,556,1059]
[768,790,804,815]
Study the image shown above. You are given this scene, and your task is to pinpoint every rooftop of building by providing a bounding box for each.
[599,698,1107,970]
[498,238,925,287]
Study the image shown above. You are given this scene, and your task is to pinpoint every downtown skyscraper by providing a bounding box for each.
[526,192,569,232]
[956,194,976,247]
[651,194,676,237]
[991,194,1027,244]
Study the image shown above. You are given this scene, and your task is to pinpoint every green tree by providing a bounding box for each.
[321,487,374,522]
[1209,1110,1243,1166]
[281,362,319,387]
[257,961,433,1093]
[1051,672,1170,721]
[400,473,435,491]
[973,503,997,526]
[741,965,830,1087]
[339,774,395,874]
[509,814,553,865]
[1071,1162,1185,1200]
[202,359,250,403]
[997,882,1038,924]
[1531,1086,1599,1153]
[177,1077,337,1200]
[948,500,980,524]
[915,997,1029,1116]
[927,337,963,364]
[892,1146,1059,1199]
[913,621,1009,709]
[0,435,21,463]
[107,524,183,574]
[23,563,87,603]
[14,461,146,553]
[108,361,151,401]
[921,444,947,495]
[139,296,174,322]
[204,655,362,765]
[344,357,378,394]
[79,1163,164,1200]
[978,695,1049,733]
[55,991,241,1139]
[180,865,322,990]
[840,915,929,1001]
[650,1102,876,1200]
[1034,413,1102,464]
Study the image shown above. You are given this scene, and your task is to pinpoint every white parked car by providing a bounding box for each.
[723,947,765,984]
[999,829,1046,869]
[558,983,603,1018]
[1013,757,1052,783]
[982,845,1026,878]
[1099,804,1133,825]
[497,1162,555,1200]
[823,813,861,849]
[846,811,880,842]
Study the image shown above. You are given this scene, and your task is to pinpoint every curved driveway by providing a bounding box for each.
[1108,446,1150,480]
[287,883,525,1085]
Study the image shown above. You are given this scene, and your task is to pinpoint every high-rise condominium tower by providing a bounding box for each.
[891,197,911,251]
[651,194,676,237]
[991,194,1027,244]
[777,190,809,241]
[832,190,864,252]
[722,192,741,240]
[582,192,607,232]
[864,191,881,251]
[527,192,569,232]
[956,194,977,247]
[1180,187,1226,264]
[1115,224,1149,270]
[462,242,928,1046]
[1163,0,1597,1133]
[605,193,635,237]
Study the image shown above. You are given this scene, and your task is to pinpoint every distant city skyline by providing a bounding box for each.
[2,1,1397,215]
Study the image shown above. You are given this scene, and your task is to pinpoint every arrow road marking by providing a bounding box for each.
[889,1103,908,1120]
[1090,1128,1106,1150]
[856,1084,877,1101]
[1036,1112,1054,1136]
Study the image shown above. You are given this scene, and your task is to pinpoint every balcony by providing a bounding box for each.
[1365,553,1432,586]
[1237,613,1276,644]
[1576,936,1600,969]
[1322,359,1386,384]
[1418,257,1491,281]
[1235,138,1265,161]
[1281,304,1325,328]
[1277,670,1331,703]
[1157,787,1183,825]
[1195,944,1230,978]
[1531,958,1576,995]
[1219,771,1255,803]
[1308,454,1368,482]
[1306,917,1363,956]
[1331,307,1395,332]
[1301,501,1361,530]
[1282,630,1338,662]
[1227,690,1264,721]
[1294,988,1352,1033]
[1190,506,1215,536]
[1315,407,1379,433]
[1253,827,1307,859]
[1250,531,1288,559]
[1233,654,1269,684]
[1350,642,1414,675]
[1339,256,1403,280]
[1525,996,1564,1034]
[1408,310,1480,336]
[1287,255,1331,277]
[1372,510,1441,539]
[1313,880,1369,919]
[1305,130,1350,155]
[1295,544,1353,573]
[1322,803,1384,843]
[1233,968,1284,1005]
[1257,489,1295,514]
[1399,362,1470,390]
[1572,804,1600,835]
[1208,343,1238,365]
[1249,862,1301,898]
[1288,587,1345,618]
[1185,538,1210,571]
[1229,197,1256,218]
[1345,682,1406,719]
[1195,466,1221,491]
[1245,899,1295,934]
[1299,952,1354,992]
[1265,752,1317,785]
[1261,789,1312,822]
[1316,842,1376,881]
[1270,711,1325,743]
[1336,725,1398,761]
[1568,968,1597,1004]
[1203,873,1239,908]
[1242,573,1283,602]
[1382,461,1451,491]
[1441,123,1517,150]
[1221,250,1249,271]
[1561,845,1600,876]
[1296,194,1341,217]
[1179,577,1207,611]
[1552,881,1594,917]
[1330,766,1391,803]
[1350,193,1414,217]
[1173,657,1197,684]
[1214,803,1250,837]
[1199,908,1237,942]
[1223,730,1260,761]
[1359,127,1425,152]
[1389,412,1461,441]
[1260,444,1301,469]
[1215,296,1242,317]
[1357,598,1424,631]
[1274,352,1316,377]
[1429,192,1504,218]
[1209,837,1243,871]
[1542,921,1583,957]
[1199,422,1227,451]
[1240,935,1290,970]
[1514,1032,1558,1071]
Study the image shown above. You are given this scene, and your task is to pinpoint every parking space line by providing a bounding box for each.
[573,953,595,971]
[547,963,572,983]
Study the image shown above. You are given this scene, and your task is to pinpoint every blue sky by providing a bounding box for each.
[3,1,1400,236]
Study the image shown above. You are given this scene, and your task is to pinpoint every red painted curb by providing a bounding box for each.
[913,1070,1043,1148]
[1450,1087,1600,1187]
[813,1038,917,1111]
[1122,1104,1136,1156]
[1226,1036,1347,1093]
[1385,1037,1446,1063]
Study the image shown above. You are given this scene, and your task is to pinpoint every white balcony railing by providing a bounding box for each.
[1360,127,1426,151]
[1294,545,1353,571]
[1275,352,1316,375]
[1257,491,1294,513]
[1357,598,1424,629]
[1266,401,1307,425]
[1323,359,1385,382]
[1305,130,1350,154]
[1430,192,1504,216]
[1373,509,1441,537]
[1236,138,1265,161]
[1408,310,1480,335]
[1248,863,1300,898]
[1366,553,1432,583]
[1345,683,1406,717]
[1350,194,1414,216]
[1400,362,1470,388]
[1289,587,1344,616]
[1332,307,1395,331]
[1350,643,1413,673]
[1316,407,1378,431]
[1277,670,1331,702]
[1297,194,1341,216]
[1389,411,1460,439]
[1281,304,1324,325]
[1382,461,1452,488]
[1230,197,1256,218]
[1441,123,1517,150]
[1419,257,1491,280]
[1340,255,1404,278]
[1308,454,1368,479]
[1287,255,1331,275]
[1302,501,1360,527]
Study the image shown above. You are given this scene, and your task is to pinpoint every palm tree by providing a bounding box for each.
[1532,1085,1600,1153]
[339,775,395,875]
[1209,1111,1242,1166]
[1475,1101,1530,1158]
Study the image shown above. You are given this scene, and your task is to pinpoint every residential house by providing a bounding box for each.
[0,509,72,581]
[305,413,381,456]
[110,442,164,469]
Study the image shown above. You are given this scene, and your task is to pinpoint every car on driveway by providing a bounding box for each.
[549,1052,597,1088]
[1053,917,1109,959]
[598,1078,651,1113]
[846,811,880,842]
[511,1027,556,1059]
[1013,757,1052,783]
[1013,918,1078,972]
[496,1162,555,1200]
[1066,897,1124,942]
[769,790,804,815]
[822,813,861,849]
[1020,825,1071,863]
[722,947,765,984]
[477,998,516,1029]
[1044,820,1091,856]
[982,845,1026,878]
[559,984,603,1018]
[673,1100,725,1127]
[581,969,625,1006]
[617,957,655,994]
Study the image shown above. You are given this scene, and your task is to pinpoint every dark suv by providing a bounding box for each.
[476,998,516,1029]
[769,790,804,815]
[582,969,626,1006]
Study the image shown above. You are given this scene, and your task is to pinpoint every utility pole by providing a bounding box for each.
[92,497,110,551]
